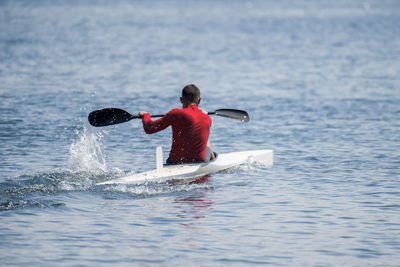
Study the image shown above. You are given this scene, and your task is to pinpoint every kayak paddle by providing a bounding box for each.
[88,108,249,127]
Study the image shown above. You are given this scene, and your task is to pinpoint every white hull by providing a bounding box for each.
[97,149,273,185]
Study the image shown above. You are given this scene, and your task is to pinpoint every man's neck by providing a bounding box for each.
[183,103,198,108]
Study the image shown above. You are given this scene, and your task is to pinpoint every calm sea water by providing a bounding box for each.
[1,0,400,266]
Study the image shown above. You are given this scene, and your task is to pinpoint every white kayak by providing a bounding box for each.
[97,147,273,185]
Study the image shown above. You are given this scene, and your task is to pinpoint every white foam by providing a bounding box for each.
[67,126,108,172]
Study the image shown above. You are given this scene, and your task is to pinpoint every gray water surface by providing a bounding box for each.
[1,0,400,266]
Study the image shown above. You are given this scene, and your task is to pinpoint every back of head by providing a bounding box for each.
[182,84,201,104]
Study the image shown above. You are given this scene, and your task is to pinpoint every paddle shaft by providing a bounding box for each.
[88,108,249,127]
[130,114,164,119]
[132,112,215,119]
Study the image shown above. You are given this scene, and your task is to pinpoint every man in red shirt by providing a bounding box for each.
[139,84,215,164]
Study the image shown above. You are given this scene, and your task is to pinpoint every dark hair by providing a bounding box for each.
[182,84,201,103]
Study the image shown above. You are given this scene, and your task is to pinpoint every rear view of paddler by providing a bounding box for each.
[138,84,215,164]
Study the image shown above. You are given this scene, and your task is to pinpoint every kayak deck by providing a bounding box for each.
[97,149,273,185]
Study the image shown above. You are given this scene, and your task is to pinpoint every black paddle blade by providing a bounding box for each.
[88,108,134,127]
[214,109,250,122]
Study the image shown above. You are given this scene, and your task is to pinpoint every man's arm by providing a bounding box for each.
[139,112,172,134]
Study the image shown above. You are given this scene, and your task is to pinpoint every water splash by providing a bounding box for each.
[102,180,215,199]
[68,126,108,173]
[0,171,109,211]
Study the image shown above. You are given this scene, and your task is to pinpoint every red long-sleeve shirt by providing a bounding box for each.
[142,105,212,164]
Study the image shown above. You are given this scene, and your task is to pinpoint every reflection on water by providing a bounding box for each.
[173,176,214,225]
[175,192,214,221]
